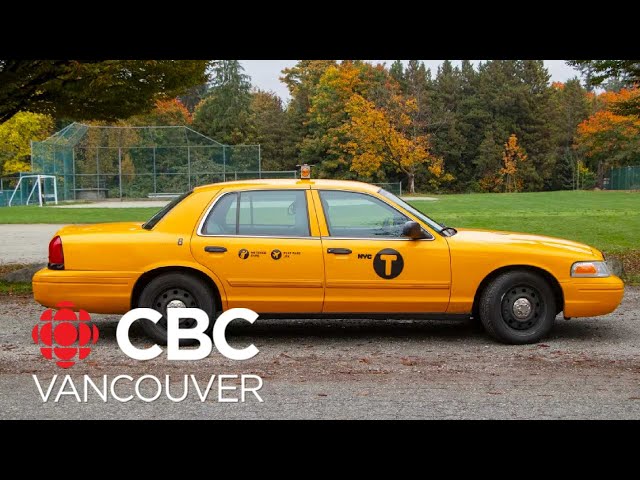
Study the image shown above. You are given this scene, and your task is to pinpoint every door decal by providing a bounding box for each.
[373,248,404,279]
[270,249,283,260]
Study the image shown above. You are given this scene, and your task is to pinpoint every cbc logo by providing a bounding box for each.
[32,301,99,369]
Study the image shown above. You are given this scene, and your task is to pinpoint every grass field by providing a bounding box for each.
[411,190,640,254]
[0,206,159,224]
[412,190,640,284]
[1,190,638,283]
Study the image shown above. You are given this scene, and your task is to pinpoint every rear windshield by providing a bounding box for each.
[142,191,192,230]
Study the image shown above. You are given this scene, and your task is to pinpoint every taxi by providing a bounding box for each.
[33,166,624,345]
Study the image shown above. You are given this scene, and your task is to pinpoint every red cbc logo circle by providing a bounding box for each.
[32,301,99,369]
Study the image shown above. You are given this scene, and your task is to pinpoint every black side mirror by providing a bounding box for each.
[402,221,428,240]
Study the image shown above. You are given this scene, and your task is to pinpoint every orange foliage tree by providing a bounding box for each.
[129,98,192,126]
[575,88,640,186]
[500,134,527,192]
[340,94,452,193]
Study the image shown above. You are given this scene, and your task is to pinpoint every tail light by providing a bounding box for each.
[48,236,64,270]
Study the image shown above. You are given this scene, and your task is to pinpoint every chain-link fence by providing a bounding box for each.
[30,123,265,201]
[607,166,640,190]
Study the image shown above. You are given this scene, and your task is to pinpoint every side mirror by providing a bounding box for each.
[402,221,428,240]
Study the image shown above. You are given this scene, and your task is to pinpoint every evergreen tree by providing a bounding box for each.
[550,78,591,189]
[247,90,296,171]
[515,60,555,190]
[192,60,252,144]
[429,61,466,186]
[389,60,406,91]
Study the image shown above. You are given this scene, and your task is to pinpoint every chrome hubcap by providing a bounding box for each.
[167,299,187,309]
[512,298,532,320]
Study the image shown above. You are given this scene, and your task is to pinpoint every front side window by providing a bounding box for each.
[319,190,413,238]
[201,190,310,237]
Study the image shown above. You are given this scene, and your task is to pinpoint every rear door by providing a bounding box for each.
[312,189,451,313]
[191,187,325,313]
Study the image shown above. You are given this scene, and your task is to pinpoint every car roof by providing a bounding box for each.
[192,178,382,194]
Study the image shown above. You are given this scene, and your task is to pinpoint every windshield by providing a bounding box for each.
[378,189,444,233]
[142,191,192,230]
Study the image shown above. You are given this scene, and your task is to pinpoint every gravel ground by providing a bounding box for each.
[0,225,63,264]
[1,289,638,419]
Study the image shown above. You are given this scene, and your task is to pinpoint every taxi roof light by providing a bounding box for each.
[298,163,311,180]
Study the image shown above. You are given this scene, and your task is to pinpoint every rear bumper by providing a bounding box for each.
[562,275,625,318]
[32,268,136,314]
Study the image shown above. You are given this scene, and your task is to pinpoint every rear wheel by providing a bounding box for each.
[137,273,216,345]
[479,270,556,344]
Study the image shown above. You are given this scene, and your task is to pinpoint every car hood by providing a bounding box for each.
[55,222,145,236]
[447,228,595,257]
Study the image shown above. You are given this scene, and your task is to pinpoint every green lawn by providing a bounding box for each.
[0,206,159,224]
[0,191,637,255]
[411,190,640,254]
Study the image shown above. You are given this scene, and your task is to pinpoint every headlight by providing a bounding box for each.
[571,261,610,278]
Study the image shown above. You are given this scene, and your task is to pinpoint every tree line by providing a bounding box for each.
[1,59,639,193]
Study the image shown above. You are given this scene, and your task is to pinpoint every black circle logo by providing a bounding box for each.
[270,249,282,260]
[373,248,404,279]
[238,248,249,259]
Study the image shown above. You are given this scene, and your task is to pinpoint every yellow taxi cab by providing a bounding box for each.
[33,168,624,345]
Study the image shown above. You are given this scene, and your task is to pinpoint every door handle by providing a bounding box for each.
[327,248,352,255]
[204,246,227,253]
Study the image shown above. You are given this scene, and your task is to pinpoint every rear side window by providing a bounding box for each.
[201,190,310,237]
[143,191,192,230]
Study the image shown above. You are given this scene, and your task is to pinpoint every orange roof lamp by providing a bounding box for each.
[298,164,312,180]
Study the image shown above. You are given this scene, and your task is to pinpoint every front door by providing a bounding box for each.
[191,188,324,313]
[313,189,451,313]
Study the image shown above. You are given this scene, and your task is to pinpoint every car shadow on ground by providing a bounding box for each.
[91,315,618,345]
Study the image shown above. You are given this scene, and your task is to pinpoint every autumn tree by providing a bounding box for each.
[301,61,391,178]
[0,60,209,123]
[569,61,640,115]
[340,94,450,193]
[128,98,192,126]
[575,88,640,187]
[0,112,53,174]
[500,134,528,192]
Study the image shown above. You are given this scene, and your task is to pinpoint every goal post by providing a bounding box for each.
[8,175,58,207]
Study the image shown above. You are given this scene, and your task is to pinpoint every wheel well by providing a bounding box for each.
[131,267,222,311]
[472,265,564,317]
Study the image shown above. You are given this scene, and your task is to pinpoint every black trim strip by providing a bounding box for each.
[256,313,471,320]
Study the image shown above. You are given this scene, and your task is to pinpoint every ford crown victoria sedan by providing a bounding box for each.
[33,178,624,345]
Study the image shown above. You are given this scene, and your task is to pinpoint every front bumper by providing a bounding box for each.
[32,268,136,314]
[562,275,625,318]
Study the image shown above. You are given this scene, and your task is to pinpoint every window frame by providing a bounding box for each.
[197,189,315,239]
[317,189,434,241]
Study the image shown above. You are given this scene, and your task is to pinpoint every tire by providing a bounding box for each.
[137,273,216,345]
[478,270,556,344]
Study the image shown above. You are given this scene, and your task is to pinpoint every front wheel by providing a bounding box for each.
[478,271,556,344]
[137,273,216,345]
